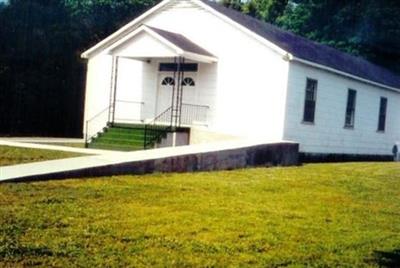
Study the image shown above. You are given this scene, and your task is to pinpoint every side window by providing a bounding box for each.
[344,89,357,128]
[161,77,175,86]
[302,78,318,123]
[377,97,388,132]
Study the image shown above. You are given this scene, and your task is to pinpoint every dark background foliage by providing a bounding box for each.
[0,0,399,137]
[0,0,159,137]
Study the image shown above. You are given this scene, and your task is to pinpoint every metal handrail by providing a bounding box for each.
[181,102,210,109]
[113,100,145,124]
[115,100,145,105]
[85,100,145,147]
[87,105,112,124]
[153,106,173,124]
[85,105,112,147]
[144,107,173,149]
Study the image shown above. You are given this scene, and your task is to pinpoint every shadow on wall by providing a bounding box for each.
[373,249,400,267]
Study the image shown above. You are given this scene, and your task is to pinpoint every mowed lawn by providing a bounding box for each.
[0,146,84,166]
[1,163,400,267]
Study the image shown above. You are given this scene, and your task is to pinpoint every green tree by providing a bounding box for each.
[219,0,243,11]
[65,0,159,47]
[243,0,288,23]
[0,0,159,136]
[0,0,77,135]
[277,0,400,74]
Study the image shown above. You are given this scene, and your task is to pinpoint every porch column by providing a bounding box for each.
[108,56,119,125]
[171,56,185,129]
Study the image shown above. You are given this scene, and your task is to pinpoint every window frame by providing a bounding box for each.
[181,77,195,87]
[377,97,388,132]
[344,89,357,129]
[161,76,175,86]
[302,78,318,124]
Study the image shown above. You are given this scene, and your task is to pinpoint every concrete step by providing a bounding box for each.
[112,123,146,129]
[93,137,144,146]
[106,127,145,135]
[100,131,145,139]
[88,142,143,151]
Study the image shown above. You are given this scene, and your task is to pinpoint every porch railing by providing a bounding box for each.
[113,100,145,123]
[181,103,209,125]
[144,107,173,149]
[85,105,112,147]
[85,101,210,148]
[84,100,144,147]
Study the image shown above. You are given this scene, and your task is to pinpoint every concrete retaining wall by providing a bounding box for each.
[5,142,299,183]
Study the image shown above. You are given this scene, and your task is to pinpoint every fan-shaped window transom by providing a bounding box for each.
[181,77,195,86]
[161,77,175,86]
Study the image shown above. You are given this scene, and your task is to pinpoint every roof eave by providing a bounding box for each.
[99,25,216,63]
[182,51,218,63]
[291,56,400,93]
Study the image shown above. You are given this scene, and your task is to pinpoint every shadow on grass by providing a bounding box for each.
[374,249,400,267]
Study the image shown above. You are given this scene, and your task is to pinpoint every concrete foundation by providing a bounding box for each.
[189,127,240,144]
[300,152,393,163]
[156,132,190,148]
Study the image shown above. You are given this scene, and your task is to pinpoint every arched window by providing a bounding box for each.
[181,77,195,86]
[161,77,175,86]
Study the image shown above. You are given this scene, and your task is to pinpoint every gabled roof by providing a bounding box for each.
[107,25,217,63]
[200,0,400,89]
[81,0,400,90]
[147,26,215,58]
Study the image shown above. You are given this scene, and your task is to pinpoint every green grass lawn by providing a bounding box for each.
[1,163,400,267]
[0,146,85,166]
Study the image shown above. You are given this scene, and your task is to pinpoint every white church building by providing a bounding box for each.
[82,0,400,158]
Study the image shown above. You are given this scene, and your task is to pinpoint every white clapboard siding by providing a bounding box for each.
[284,61,400,155]
[83,54,113,138]
[143,0,289,140]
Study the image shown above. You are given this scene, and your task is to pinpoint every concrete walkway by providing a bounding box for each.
[0,137,85,143]
[0,139,299,183]
[0,140,118,155]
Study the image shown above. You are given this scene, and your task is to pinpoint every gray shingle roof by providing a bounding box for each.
[201,0,400,89]
[147,26,215,58]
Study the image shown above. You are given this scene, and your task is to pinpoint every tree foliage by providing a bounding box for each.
[219,0,243,11]
[277,0,400,74]
[219,0,288,23]
[0,0,158,136]
[242,0,288,23]
[220,0,400,74]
